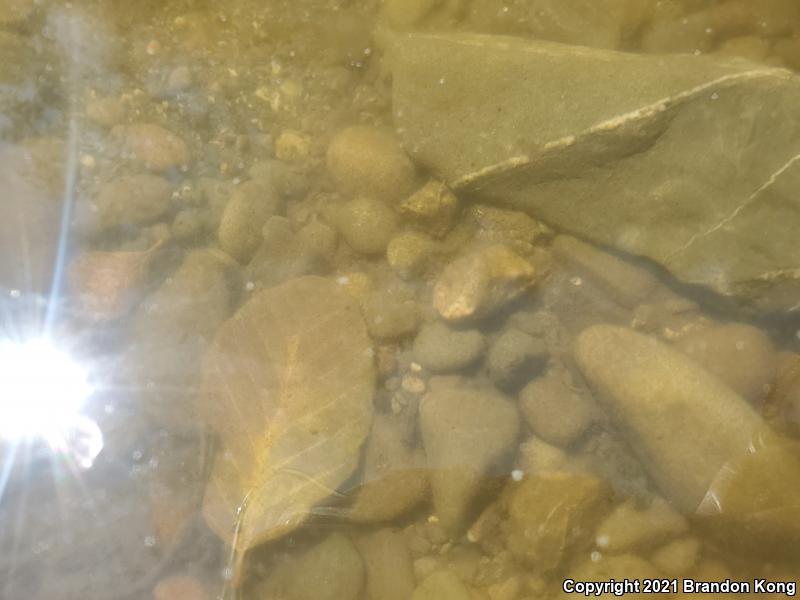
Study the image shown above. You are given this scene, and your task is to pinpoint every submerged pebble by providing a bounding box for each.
[574,324,761,512]
[594,497,689,554]
[347,415,428,523]
[674,322,776,404]
[434,244,537,321]
[506,471,612,571]
[361,290,420,341]
[256,534,365,600]
[420,380,519,533]
[356,529,417,600]
[519,365,594,448]
[411,570,473,600]
[124,123,190,171]
[93,174,173,232]
[398,181,460,238]
[336,196,399,256]
[387,231,436,280]
[218,181,281,263]
[487,328,548,390]
[413,321,485,373]
[650,537,701,576]
[327,125,417,202]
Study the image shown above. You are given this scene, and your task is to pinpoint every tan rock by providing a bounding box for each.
[327,125,417,202]
[346,415,428,523]
[420,381,519,533]
[94,174,173,231]
[519,366,595,448]
[412,571,473,600]
[337,196,399,255]
[387,231,437,280]
[515,436,568,475]
[86,95,125,128]
[552,235,662,309]
[398,181,460,238]
[356,529,417,600]
[674,323,776,404]
[256,534,365,600]
[487,329,548,390]
[434,244,537,321]
[125,123,190,171]
[361,290,420,341]
[413,322,485,373]
[466,204,551,256]
[650,537,700,576]
[275,130,310,162]
[574,325,761,513]
[506,472,612,571]
[594,497,689,553]
[218,181,280,263]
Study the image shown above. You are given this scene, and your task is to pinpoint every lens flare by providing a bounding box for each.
[0,339,98,465]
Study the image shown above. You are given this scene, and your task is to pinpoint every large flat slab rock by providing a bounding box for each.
[389,32,800,311]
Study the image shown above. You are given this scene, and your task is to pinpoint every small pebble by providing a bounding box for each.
[387,230,436,280]
[93,174,173,231]
[413,321,485,373]
[336,196,398,255]
[125,123,190,172]
[434,244,537,321]
[361,290,420,341]
[327,125,417,202]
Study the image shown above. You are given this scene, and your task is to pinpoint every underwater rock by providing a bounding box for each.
[346,414,428,523]
[411,570,473,600]
[420,380,519,533]
[398,181,460,238]
[574,324,761,512]
[390,32,800,311]
[519,365,594,448]
[413,321,485,373]
[505,471,612,571]
[674,322,776,404]
[256,534,365,600]
[433,244,537,321]
[327,125,417,202]
[594,497,689,554]
[356,528,417,600]
[575,325,800,558]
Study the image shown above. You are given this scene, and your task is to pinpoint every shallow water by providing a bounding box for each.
[1,1,800,599]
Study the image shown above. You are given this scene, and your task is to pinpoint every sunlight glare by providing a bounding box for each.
[0,338,92,445]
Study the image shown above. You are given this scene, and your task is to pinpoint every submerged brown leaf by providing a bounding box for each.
[198,276,375,560]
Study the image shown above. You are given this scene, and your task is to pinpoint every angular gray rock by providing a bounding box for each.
[390,32,800,311]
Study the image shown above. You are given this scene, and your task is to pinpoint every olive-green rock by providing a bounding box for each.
[390,32,800,310]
